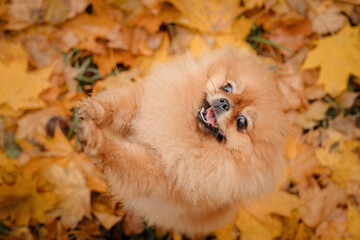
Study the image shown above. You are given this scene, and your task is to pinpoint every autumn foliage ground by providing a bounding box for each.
[0,0,360,239]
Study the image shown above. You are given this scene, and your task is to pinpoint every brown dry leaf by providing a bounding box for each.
[304,84,327,101]
[336,91,359,109]
[0,42,52,116]
[276,62,306,111]
[268,20,311,56]
[93,211,121,230]
[63,66,80,93]
[5,0,89,30]
[16,107,67,140]
[299,182,346,228]
[105,25,133,50]
[22,34,60,68]
[0,172,56,225]
[287,0,307,16]
[315,208,348,240]
[308,0,347,35]
[330,116,360,139]
[54,13,117,54]
[168,0,241,33]
[296,100,330,129]
[44,163,91,229]
[288,142,327,185]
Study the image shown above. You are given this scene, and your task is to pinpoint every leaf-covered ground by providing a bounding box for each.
[0,0,360,239]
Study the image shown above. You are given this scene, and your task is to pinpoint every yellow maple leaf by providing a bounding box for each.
[315,131,360,194]
[302,24,360,96]
[0,42,52,116]
[44,163,91,229]
[0,172,56,225]
[243,0,264,9]
[214,222,235,240]
[235,207,282,240]
[168,0,240,33]
[347,204,360,240]
[246,190,301,220]
[38,128,107,192]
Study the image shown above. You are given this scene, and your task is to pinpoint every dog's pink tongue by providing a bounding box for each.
[206,108,217,127]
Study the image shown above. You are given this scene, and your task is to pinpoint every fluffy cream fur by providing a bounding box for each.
[78,46,287,236]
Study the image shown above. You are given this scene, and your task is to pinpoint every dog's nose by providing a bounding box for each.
[214,98,230,111]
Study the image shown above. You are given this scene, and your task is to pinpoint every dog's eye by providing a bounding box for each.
[221,83,232,93]
[237,115,247,130]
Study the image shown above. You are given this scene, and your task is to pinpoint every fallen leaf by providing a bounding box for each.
[16,107,66,140]
[63,66,80,93]
[93,211,121,230]
[336,91,359,109]
[168,0,240,32]
[0,42,52,116]
[131,3,180,34]
[246,190,301,221]
[302,24,360,96]
[288,142,327,184]
[93,68,141,93]
[93,50,134,77]
[315,208,348,240]
[299,182,346,228]
[188,34,212,57]
[44,163,91,228]
[214,222,235,240]
[22,34,60,68]
[315,132,360,192]
[296,101,330,129]
[347,203,360,240]
[0,172,56,225]
[243,0,264,9]
[54,13,117,54]
[268,20,311,56]
[5,0,89,30]
[330,116,360,139]
[235,207,282,240]
[276,62,306,111]
[304,84,327,101]
[308,1,347,35]
[38,128,107,192]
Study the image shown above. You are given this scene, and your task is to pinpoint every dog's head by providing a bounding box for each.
[196,47,288,154]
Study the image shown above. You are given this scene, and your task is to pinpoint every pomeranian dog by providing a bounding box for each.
[78,46,287,236]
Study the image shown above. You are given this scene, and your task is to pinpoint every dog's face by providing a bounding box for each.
[196,49,287,153]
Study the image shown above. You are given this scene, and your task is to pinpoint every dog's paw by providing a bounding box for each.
[78,97,113,128]
[78,119,105,159]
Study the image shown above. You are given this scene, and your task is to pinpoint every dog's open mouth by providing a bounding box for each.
[197,101,226,142]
